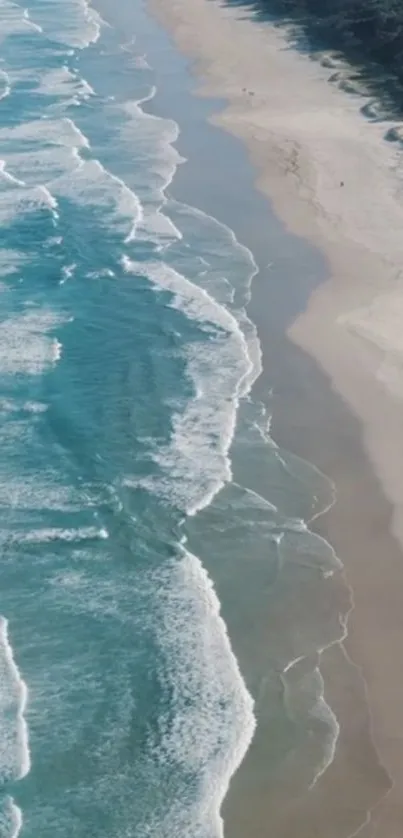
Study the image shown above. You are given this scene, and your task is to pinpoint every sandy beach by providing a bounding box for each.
[148,1,403,835]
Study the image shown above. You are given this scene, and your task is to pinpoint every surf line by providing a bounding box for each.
[0,616,31,838]
[1,616,31,780]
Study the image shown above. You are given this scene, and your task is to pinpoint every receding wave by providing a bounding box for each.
[122,257,258,514]
[119,94,184,242]
[149,548,256,838]
[0,618,30,782]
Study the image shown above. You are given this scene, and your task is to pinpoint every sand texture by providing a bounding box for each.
[149,1,403,834]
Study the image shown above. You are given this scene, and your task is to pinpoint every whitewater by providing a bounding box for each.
[0,0,347,835]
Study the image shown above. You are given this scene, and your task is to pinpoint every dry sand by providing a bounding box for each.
[149,1,403,835]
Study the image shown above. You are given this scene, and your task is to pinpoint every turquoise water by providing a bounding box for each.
[0,1,348,836]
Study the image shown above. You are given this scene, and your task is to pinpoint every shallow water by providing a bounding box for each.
[0,1,347,835]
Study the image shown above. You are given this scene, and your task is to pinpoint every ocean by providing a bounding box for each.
[0,1,348,835]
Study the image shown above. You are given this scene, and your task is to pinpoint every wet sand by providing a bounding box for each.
[148,1,403,836]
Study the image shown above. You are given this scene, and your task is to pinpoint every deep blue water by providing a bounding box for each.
[0,2,346,836]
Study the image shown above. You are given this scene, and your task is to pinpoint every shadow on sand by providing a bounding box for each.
[212,0,403,122]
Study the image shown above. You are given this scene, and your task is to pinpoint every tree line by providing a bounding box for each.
[225,0,403,103]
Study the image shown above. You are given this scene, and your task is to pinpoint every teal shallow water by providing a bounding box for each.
[0,1,347,835]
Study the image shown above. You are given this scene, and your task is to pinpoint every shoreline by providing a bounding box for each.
[147,1,403,835]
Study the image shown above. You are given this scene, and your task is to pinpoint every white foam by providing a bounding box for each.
[41,185,60,222]
[119,39,153,70]
[60,262,76,284]
[0,798,23,838]
[53,159,142,240]
[133,54,151,71]
[308,666,340,789]
[0,473,78,511]
[0,69,11,100]
[152,548,255,838]
[0,161,26,187]
[120,36,137,54]
[0,617,30,784]
[0,117,90,222]
[34,66,95,101]
[166,200,262,385]
[0,309,64,375]
[0,108,146,245]
[283,654,305,674]
[22,6,42,33]
[22,400,48,414]
[0,182,61,227]
[0,115,90,149]
[171,199,258,306]
[0,249,26,277]
[9,801,22,838]
[86,268,115,279]
[118,95,184,242]
[277,521,343,575]
[280,658,340,790]
[26,0,103,48]
[122,258,257,514]
[0,398,20,414]
[3,145,77,186]
[7,525,109,544]
[52,337,62,362]
[122,256,250,348]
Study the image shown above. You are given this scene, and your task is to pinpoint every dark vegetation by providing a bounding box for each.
[223,0,403,112]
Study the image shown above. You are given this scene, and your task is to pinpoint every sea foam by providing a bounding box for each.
[26,0,104,48]
[152,548,256,838]
[122,257,256,515]
[119,93,184,242]
[0,617,30,784]
[0,309,64,376]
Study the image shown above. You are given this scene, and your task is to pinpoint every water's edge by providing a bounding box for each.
[136,1,395,835]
